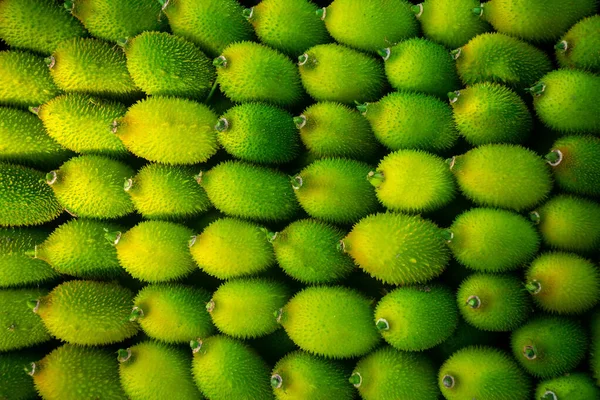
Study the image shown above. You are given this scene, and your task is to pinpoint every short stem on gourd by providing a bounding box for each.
[188,235,197,248]
[525,82,546,96]
[46,171,57,185]
[206,299,215,313]
[24,362,36,376]
[472,5,483,16]
[215,118,229,132]
[291,175,303,190]
[274,308,284,323]
[297,53,310,66]
[525,280,542,295]
[104,231,121,246]
[28,106,40,115]
[315,7,326,20]
[529,211,540,225]
[117,348,131,363]
[442,375,455,388]
[129,306,144,321]
[190,338,203,353]
[440,229,454,243]
[411,4,423,18]
[242,7,254,20]
[544,150,562,167]
[377,48,391,61]
[448,91,460,104]
[123,178,133,192]
[293,115,307,129]
[27,299,40,313]
[450,48,461,60]
[213,55,227,68]
[376,318,390,331]
[64,1,74,11]
[271,374,283,389]
[116,38,128,47]
[355,102,368,114]
[542,390,558,400]
[523,345,537,360]
[554,40,568,52]
[45,56,55,69]
[466,295,481,309]
[367,170,385,187]
[349,372,362,387]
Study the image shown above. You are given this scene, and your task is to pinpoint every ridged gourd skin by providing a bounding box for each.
[272,219,355,284]
[450,82,532,145]
[199,161,300,222]
[448,208,540,272]
[370,150,455,213]
[38,93,128,157]
[35,280,138,346]
[438,346,531,400]
[0,350,41,400]
[536,372,600,400]
[383,38,461,98]
[532,70,600,133]
[133,284,214,344]
[510,317,588,378]
[293,158,379,224]
[547,135,600,196]
[0,163,63,227]
[126,164,212,220]
[375,285,458,351]
[0,50,62,108]
[118,341,202,400]
[451,144,552,211]
[32,344,128,400]
[457,274,531,331]
[48,155,134,218]
[191,335,274,400]
[190,218,275,279]
[208,278,290,339]
[271,350,353,400]
[556,15,600,73]
[525,252,600,314]
[298,43,386,104]
[0,0,87,55]
[125,31,215,99]
[0,288,50,351]
[592,310,600,385]
[362,91,458,152]
[216,41,304,106]
[456,33,553,90]
[342,212,450,285]
[216,103,301,164]
[352,346,439,400]
[279,286,380,358]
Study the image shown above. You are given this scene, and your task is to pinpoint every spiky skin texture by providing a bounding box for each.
[438,346,531,400]
[133,284,214,344]
[272,219,355,284]
[532,70,600,133]
[33,345,127,400]
[448,208,540,272]
[0,0,87,55]
[200,161,300,222]
[526,252,600,314]
[125,31,215,99]
[298,102,380,162]
[482,0,597,42]
[115,96,218,165]
[456,33,553,90]
[298,43,386,104]
[0,163,62,227]
[353,346,439,400]
[127,164,212,220]
[548,135,600,196]
[451,144,552,211]
[190,218,275,279]
[371,150,455,213]
[209,278,290,339]
[450,82,532,145]
[118,341,201,400]
[375,285,458,351]
[35,219,122,279]
[36,280,138,345]
[0,350,40,400]
[538,373,600,400]
[48,155,134,218]
[279,286,380,358]
[38,93,128,157]
[0,51,61,108]
[216,41,304,106]
[556,15,600,73]
[384,38,461,98]
[511,317,588,379]
[362,91,458,152]
[0,288,49,351]
[342,212,450,285]
[592,310,600,385]
[216,103,301,164]
[293,158,378,224]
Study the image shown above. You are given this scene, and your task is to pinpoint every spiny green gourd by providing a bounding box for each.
[199,161,300,222]
[449,82,532,145]
[46,155,134,218]
[124,31,215,99]
[0,350,41,400]
[342,212,450,285]
[368,150,455,213]
[556,15,600,73]
[351,346,439,400]
[292,158,379,224]
[447,208,540,272]
[115,96,218,164]
[525,252,600,314]
[360,91,458,152]
[374,285,458,351]
[0,288,50,351]
[298,43,386,104]
[535,373,600,400]
[438,346,531,400]
[190,217,275,279]
[38,93,128,157]
[450,144,552,211]
[214,41,304,106]
[215,103,301,164]
[511,316,588,378]
[34,280,138,345]
[132,284,214,344]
